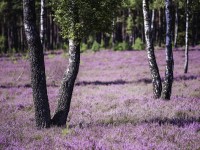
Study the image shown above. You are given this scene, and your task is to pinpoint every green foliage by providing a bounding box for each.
[52,0,122,40]
[114,41,129,51]
[62,43,69,52]
[123,0,142,10]
[126,16,133,34]
[0,36,5,52]
[177,32,185,46]
[91,41,100,52]
[151,0,165,9]
[80,43,88,52]
[132,38,145,50]
[100,40,105,49]
[87,35,94,49]
[61,123,70,136]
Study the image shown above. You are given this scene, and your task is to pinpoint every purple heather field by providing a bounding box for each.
[0,47,200,150]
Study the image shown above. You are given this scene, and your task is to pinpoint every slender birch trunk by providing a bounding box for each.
[143,0,162,99]
[151,9,155,43]
[51,39,80,126]
[23,0,51,128]
[184,0,189,73]
[174,3,178,48]
[162,0,174,100]
[40,0,45,49]
[51,0,80,126]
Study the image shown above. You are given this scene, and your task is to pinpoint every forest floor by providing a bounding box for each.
[0,48,200,149]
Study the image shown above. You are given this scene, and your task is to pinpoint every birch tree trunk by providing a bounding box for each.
[151,9,155,43]
[40,0,45,49]
[51,39,80,126]
[23,0,51,128]
[162,0,174,100]
[174,3,178,48]
[184,0,189,73]
[143,0,162,99]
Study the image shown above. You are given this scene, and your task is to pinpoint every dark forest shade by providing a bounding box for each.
[162,0,174,100]
[143,0,162,99]
[23,0,51,128]
[51,39,80,126]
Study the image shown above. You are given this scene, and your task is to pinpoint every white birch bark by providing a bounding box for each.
[143,0,162,99]
[184,0,189,73]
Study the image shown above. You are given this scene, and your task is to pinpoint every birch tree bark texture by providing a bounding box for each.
[51,39,80,126]
[23,0,51,128]
[40,0,45,48]
[143,0,162,99]
[161,0,174,100]
[184,0,189,73]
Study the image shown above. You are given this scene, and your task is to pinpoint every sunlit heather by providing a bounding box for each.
[0,48,200,149]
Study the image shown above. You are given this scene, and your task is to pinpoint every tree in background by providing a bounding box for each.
[143,0,162,99]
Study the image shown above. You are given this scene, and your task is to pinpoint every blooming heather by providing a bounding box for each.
[0,48,200,149]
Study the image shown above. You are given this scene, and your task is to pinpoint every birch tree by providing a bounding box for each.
[143,0,162,98]
[23,0,122,128]
[174,1,178,48]
[23,0,51,128]
[161,0,174,100]
[184,0,189,73]
[51,0,122,126]
[40,0,45,48]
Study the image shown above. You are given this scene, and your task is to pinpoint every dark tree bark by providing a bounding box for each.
[23,0,51,128]
[184,0,189,73]
[96,32,102,44]
[143,0,162,99]
[114,18,123,43]
[51,39,80,126]
[162,0,174,100]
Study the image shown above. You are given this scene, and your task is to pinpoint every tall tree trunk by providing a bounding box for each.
[174,3,178,48]
[143,0,162,99]
[96,32,102,44]
[158,8,163,47]
[162,0,174,100]
[40,0,45,49]
[51,39,80,126]
[23,0,51,128]
[151,9,155,43]
[184,0,189,73]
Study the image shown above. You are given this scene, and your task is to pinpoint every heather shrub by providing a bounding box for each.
[132,37,145,50]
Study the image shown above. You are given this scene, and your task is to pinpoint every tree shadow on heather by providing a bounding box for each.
[174,75,199,81]
[75,79,130,86]
[1,74,198,89]
[144,117,200,127]
[68,117,200,129]
[75,78,153,86]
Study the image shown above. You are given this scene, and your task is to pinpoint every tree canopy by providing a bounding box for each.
[51,0,122,39]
